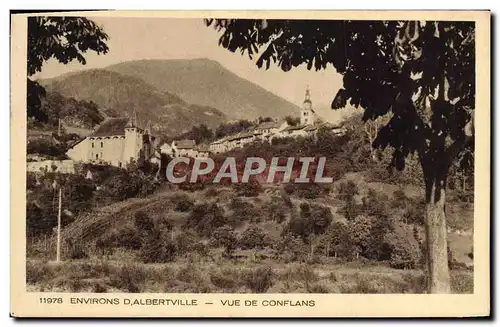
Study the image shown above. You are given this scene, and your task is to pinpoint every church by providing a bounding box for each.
[66,111,157,168]
[300,86,317,125]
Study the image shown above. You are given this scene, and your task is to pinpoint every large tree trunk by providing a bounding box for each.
[423,162,451,293]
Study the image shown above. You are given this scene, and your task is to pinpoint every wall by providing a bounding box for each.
[66,139,89,162]
[27,160,75,174]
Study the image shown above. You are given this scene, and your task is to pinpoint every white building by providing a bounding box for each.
[300,86,317,126]
[159,142,173,156]
[66,111,157,168]
[171,139,197,157]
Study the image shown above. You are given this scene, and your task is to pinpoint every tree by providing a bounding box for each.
[27,16,109,122]
[211,225,237,256]
[205,19,475,293]
[336,181,360,220]
[284,115,300,126]
[239,225,270,249]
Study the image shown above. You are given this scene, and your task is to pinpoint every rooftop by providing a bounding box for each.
[195,144,211,152]
[283,124,308,132]
[174,139,196,149]
[255,120,282,130]
[91,118,131,137]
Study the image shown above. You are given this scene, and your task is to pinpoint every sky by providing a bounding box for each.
[34,17,355,121]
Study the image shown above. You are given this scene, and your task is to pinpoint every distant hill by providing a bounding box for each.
[105,59,301,120]
[40,91,105,130]
[39,69,227,136]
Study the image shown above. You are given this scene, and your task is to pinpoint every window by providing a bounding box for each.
[101,142,103,148]
[92,142,94,148]
[118,162,122,168]
[96,154,99,160]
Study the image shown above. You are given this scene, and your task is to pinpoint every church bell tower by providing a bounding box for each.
[301,86,313,125]
[124,109,141,164]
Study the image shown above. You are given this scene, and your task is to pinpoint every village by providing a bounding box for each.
[26,87,347,175]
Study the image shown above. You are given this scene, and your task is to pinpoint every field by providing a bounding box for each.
[26,258,473,294]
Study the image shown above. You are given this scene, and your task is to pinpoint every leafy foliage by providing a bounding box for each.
[210,225,237,255]
[238,225,270,249]
[204,20,475,291]
[40,91,104,129]
[185,202,227,237]
[27,138,67,158]
[233,179,263,197]
[27,16,109,122]
[283,203,333,240]
[336,181,360,220]
[134,211,177,263]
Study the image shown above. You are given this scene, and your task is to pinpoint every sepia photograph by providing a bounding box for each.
[10,10,490,317]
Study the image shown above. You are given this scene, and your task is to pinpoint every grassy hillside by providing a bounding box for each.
[106,59,301,120]
[39,69,227,136]
[26,179,473,294]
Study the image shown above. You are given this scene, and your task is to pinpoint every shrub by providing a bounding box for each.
[101,169,158,202]
[171,194,194,212]
[26,261,54,284]
[295,183,328,199]
[263,200,288,223]
[115,226,142,250]
[134,211,178,263]
[175,230,198,255]
[229,198,263,224]
[239,225,270,250]
[233,180,262,197]
[308,283,330,293]
[300,203,333,235]
[283,184,295,195]
[66,238,88,260]
[275,234,309,262]
[361,188,389,218]
[283,215,311,240]
[336,181,360,220]
[325,221,356,259]
[27,138,66,157]
[283,203,333,239]
[178,181,206,192]
[282,264,319,289]
[134,211,155,234]
[209,267,240,292]
[109,263,147,292]
[384,231,421,269]
[204,187,219,197]
[242,266,275,293]
[186,202,227,237]
[91,282,108,293]
[451,273,474,293]
[210,225,237,255]
[27,173,38,189]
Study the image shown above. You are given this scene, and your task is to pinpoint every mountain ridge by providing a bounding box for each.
[39,68,227,137]
[104,58,301,120]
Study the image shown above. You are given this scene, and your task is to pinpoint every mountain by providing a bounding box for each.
[39,69,227,137]
[105,59,301,120]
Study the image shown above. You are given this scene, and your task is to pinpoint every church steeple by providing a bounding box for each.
[301,85,314,125]
[126,109,138,128]
[304,85,311,104]
[144,120,152,135]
